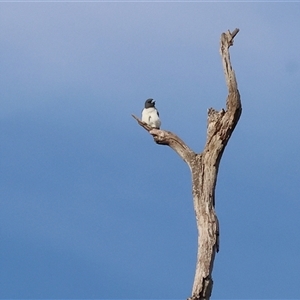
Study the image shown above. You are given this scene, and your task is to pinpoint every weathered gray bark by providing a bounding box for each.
[132,29,241,300]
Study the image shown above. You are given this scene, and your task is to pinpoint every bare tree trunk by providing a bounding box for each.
[132,29,241,300]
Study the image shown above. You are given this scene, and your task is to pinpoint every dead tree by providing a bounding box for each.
[132,29,241,300]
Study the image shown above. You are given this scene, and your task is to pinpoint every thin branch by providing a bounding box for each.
[132,114,196,166]
[228,28,239,45]
[220,28,239,94]
[131,114,153,131]
[220,28,242,132]
[204,28,241,150]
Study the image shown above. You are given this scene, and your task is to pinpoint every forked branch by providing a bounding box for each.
[132,28,241,300]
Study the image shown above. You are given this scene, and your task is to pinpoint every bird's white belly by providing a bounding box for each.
[142,108,161,129]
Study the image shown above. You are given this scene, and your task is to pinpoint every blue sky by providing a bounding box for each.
[1,2,300,299]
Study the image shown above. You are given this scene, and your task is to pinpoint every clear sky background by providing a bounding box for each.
[1,1,300,299]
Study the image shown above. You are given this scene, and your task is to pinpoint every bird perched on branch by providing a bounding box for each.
[141,98,161,129]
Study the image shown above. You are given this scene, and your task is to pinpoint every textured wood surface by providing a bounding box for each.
[132,28,241,300]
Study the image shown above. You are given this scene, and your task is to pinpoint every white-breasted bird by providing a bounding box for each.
[141,98,161,129]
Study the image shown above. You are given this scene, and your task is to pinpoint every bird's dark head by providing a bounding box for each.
[145,98,155,108]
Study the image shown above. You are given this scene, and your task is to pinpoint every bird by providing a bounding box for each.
[141,98,161,129]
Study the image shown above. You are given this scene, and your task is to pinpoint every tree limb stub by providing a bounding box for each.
[132,28,241,300]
